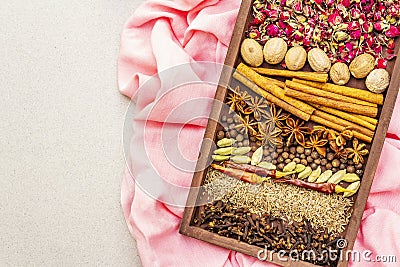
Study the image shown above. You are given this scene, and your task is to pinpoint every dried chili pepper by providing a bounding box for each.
[224,161,277,178]
[274,179,355,195]
[211,164,266,184]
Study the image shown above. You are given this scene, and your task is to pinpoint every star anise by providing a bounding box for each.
[262,103,287,129]
[257,122,283,148]
[304,135,328,157]
[226,86,251,114]
[312,126,336,141]
[330,142,349,159]
[234,115,257,135]
[336,128,353,147]
[243,96,269,121]
[345,138,369,165]
[281,117,311,146]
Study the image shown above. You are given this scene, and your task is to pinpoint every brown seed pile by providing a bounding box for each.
[204,169,353,234]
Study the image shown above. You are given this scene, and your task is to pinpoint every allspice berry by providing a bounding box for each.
[217,131,225,140]
[332,159,340,168]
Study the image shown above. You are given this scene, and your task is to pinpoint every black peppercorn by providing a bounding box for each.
[277,148,284,154]
[314,159,321,165]
[321,158,328,166]
[356,163,363,170]
[278,156,284,163]
[311,151,319,159]
[289,154,295,160]
[332,159,340,168]
[311,163,317,170]
[326,163,332,170]
[296,146,305,154]
[339,164,346,170]
[307,156,313,163]
[277,163,285,170]
[236,134,244,142]
[269,147,275,153]
[304,148,312,156]
[301,159,308,166]
[282,152,289,159]
[217,131,225,140]
[229,129,238,138]
[265,156,272,162]
[272,160,278,165]
[347,165,355,173]
[273,153,279,159]
[293,158,300,164]
[327,153,334,161]
[290,147,296,154]
[300,154,306,159]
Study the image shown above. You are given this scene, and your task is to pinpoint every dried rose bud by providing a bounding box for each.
[386,25,400,38]
[377,58,388,69]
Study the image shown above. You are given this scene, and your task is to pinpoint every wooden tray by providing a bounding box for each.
[180,1,400,266]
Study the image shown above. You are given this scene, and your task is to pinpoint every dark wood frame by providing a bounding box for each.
[180,0,400,266]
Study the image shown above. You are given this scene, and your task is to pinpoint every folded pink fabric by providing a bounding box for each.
[118,0,400,266]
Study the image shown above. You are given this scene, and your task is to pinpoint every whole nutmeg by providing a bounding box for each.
[349,53,375,79]
[330,62,351,85]
[308,48,331,73]
[285,46,307,70]
[240,38,264,67]
[366,69,390,93]
[263,38,288,65]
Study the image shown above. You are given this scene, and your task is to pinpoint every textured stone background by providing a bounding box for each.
[0,0,144,265]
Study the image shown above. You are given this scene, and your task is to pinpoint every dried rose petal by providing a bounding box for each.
[328,11,342,26]
[386,25,400,38]
[350,30,362,39]
[377,58,388,69]
[266,24,279,37]
[388,39,395,50]
[341,0,351,8]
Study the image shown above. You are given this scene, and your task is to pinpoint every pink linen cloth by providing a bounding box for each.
[117,0,400,266]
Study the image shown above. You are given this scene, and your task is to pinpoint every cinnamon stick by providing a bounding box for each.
[313,110,374,138]
[232,71,311,121]
[251,67,329,83]
[286,80,377,107]
[265,77,285,88]
[236,63,315,115]
[292,78,384,105]
[284,88,378,117]
[311,104,376,131]
[310,115,372,143]
[354,114,378,126]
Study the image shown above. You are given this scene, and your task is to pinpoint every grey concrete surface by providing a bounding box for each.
[0,0,144,266]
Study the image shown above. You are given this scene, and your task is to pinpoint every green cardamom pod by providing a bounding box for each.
[217,138,236,148]
[283,162,297,172]
[341,173,360,183]
[315,170,333,183]
[327,170,347,184]
[213,147,234,156]
[231,155,251,164]
[307,166,322,182]
[232,146,251,156]
[257,162,276,170]
[344,181,361,197]
[212,155,230,161]
[298,166,312,180]
[294,164,306,173]
[251,147,263,166]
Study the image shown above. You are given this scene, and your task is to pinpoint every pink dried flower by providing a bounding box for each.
[374,22,384,32]
[314,0,323,5]
[266,24,279,37]
[347,21,359,31]
[280,11,290,21]
[386,25,400,38]
[249,29,261,39]
[350,9,361,19]
[377,58,388,69]
[387,39,395,50]
[328,11,343,26]
[341,0,351,8]
[350,30,362,39]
